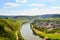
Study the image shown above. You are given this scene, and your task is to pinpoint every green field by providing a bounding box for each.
[31,18,60,40]
[31,25,60,40]
[0,18,28,40]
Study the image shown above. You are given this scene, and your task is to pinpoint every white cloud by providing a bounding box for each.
[0,6,60,16]
[48,0,56,3]
[39,6,60,14]
[16,0,27,3]
[16,0,20,2]
[21,0,27,2]
[29,4,45,7]
[18,6,60,15]
[5,3,19,8]
[51,7,60,9]
[41,0,56,3]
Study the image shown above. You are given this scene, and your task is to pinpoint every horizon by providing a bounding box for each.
[0,13,60,16]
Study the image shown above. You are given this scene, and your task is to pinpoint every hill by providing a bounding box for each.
[36,14,60,18]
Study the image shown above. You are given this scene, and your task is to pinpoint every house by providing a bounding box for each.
[35,20,60,29]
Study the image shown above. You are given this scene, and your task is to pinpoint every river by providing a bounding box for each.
[20,23,42,40]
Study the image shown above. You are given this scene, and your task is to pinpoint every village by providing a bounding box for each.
[34,19,60,30]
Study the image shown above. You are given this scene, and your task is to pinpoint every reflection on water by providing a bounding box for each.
[20,23,42,40]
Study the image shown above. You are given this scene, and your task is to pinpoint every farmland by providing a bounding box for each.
[31,18,60,40]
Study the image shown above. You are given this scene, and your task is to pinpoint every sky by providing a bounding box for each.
[0,0,60,16]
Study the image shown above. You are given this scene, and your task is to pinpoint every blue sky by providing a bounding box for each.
[0,0,60,16]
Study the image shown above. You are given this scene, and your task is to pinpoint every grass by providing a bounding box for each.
[31,18,60,40]
[32,26,60,40]
[0,18,28,40]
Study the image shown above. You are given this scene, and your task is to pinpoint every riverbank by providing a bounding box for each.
[30,24,60,40]
[0,19,24,40]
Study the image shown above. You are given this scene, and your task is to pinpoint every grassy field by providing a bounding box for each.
[0,18,28,40]
[31,25,60,40]
[31,18,60,40]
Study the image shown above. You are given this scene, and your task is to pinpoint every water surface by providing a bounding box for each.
[20,23,42,40]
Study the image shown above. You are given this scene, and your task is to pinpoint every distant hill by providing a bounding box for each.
[0,14,60,19]
[0,15,35,20]
[39,14,60,18]
[0,16,15,18]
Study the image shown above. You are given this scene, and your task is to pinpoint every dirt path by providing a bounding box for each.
[15,30,18,40]
[32,25,42,34]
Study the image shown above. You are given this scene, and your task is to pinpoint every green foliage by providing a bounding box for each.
[0,18,26,40]
[31,18,60,40]
[17,31,24,40]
